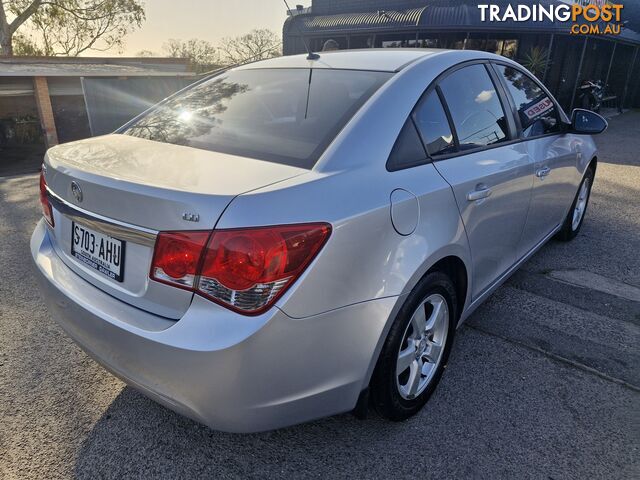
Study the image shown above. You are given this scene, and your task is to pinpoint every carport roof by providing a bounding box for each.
[0,56,196,77]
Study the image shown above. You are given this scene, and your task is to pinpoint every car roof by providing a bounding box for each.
[235,48,455,73]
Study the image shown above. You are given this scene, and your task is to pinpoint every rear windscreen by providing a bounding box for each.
[122,68,393,168]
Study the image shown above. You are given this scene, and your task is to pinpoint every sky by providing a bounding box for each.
[117,0,312,56]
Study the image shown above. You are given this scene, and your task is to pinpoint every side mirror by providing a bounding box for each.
[570,108,608,135]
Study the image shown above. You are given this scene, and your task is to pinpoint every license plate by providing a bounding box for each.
[71,222,126,282]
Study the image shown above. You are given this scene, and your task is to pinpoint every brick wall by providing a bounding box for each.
[312,0,425,14]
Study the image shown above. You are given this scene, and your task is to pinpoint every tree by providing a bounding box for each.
[12,31,43,55]
[0,0,145,56]
[162,38,220,73]
[218,28,281,66]
[135,49,154,57]
[520,46,549,78]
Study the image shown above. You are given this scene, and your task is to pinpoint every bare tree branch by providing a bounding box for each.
[162,38,220,73]
[218,29,282,66]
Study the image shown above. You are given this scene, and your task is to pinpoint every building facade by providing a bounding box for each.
[283,0,640,111]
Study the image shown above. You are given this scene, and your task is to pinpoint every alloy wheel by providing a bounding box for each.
[572,178,590,231]
[396,293,449,400]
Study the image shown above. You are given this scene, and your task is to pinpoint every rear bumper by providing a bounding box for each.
[31,220,396,432]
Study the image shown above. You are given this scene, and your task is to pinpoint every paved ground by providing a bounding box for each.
[1,112,639,479]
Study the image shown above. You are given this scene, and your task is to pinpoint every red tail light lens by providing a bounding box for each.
[39,169,54,227]
[149,223,331,315]
[150,231,210,289]
[197,224,331,314]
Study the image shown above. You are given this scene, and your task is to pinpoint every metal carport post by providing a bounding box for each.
[570,36,589,112]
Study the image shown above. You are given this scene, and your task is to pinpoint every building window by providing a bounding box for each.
[350,35,374,49]
[465,34,518,58]
[416,33,438,48]
[439,33,467,50]
[311,37,348,51]
[498,39,518,58]
[465,33,488,51]
[375,33,418,48]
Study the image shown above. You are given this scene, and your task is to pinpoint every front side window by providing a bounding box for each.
[412,91,455,157]
[495,65,561,138]
[438,64,509,150]
[123,68,392,168]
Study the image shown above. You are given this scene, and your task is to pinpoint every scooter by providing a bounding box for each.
[578,79,605,113]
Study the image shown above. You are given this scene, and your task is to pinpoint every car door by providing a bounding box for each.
[491,63,579,257]
[417,63,533,299]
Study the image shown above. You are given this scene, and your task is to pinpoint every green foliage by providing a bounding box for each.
[12,32,45,55]
[3,0,145,56]
[521,46,550,77]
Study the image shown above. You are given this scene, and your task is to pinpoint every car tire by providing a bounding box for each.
[556,167,595,242]
[371,271,457,421]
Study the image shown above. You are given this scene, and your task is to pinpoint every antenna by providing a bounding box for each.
[283,0,320,60]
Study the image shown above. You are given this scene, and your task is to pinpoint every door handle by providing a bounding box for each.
[467,185,492,202]
[536,166,551,178]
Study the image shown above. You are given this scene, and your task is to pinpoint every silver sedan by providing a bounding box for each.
[31,49,606,432]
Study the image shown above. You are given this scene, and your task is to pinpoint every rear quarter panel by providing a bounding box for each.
[216,163,470,320]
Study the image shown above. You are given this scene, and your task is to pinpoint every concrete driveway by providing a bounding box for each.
[1,112,638,479]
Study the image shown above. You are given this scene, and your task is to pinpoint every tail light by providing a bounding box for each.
[39,169,54,227]
[150,231,211,289]
[150,223,331,315]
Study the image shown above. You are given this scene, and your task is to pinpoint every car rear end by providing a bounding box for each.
[31,63,398,432]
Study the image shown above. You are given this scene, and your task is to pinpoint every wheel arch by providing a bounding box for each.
[401,246,472,323]
[359,249,471,398]
[428,255,469,322]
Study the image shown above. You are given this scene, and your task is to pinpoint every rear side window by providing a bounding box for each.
[122,68,392,168]
[438,64,509,150]
[495,65,561,138]
[387,119,428,171]
[412,91,455,157]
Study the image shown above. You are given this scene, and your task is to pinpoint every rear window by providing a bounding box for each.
[122,68,392,168]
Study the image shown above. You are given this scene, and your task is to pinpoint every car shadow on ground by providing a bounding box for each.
[72,320,638,479]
